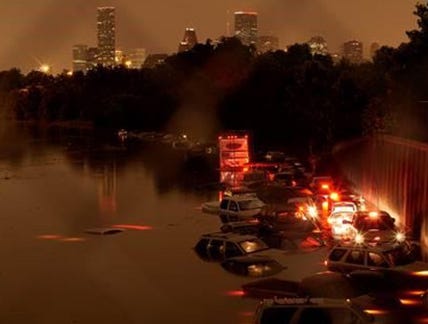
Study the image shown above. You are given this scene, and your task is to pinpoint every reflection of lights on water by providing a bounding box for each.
[112,224,153,231]
[403,290,425,296]
[399,298,421,306]
[36,234,63,240]
[364,309,388,315]
[226,290,245,297]
[60,237,86,242]
[412,271,428,277]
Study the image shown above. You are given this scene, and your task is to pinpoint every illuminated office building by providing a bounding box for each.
[234,11,258,46]
[72,44,88,72]
[178,28,198,52]
[307,36,329,56]
[257,35,279,53]
[342,40,363,64]
[97,7,116,66]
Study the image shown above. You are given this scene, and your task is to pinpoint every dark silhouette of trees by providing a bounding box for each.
[3,1,428,151]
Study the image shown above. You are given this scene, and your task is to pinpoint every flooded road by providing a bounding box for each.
[0,123,262,324]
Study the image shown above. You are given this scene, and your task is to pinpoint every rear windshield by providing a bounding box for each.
[354,216,394,231]
[239,239,269,253]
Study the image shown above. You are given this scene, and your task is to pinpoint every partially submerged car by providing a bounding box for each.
[193,232,286,265]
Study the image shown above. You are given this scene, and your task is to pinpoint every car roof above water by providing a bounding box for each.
[199,232,261,242]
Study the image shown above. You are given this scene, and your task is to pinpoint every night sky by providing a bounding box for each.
[0,0,418,73]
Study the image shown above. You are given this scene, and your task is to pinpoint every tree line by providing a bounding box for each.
[1,2,428,152]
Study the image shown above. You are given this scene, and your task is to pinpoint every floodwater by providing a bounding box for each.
[0,123,262,324]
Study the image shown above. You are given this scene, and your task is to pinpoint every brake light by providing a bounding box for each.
[330,192,339,201]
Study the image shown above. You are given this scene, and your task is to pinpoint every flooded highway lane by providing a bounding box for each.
[0,125,264,323]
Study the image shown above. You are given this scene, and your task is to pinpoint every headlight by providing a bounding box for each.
[395,232,406,243]
[355,233,365,244]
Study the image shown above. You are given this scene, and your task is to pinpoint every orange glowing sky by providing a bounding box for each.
[0,0,418,73]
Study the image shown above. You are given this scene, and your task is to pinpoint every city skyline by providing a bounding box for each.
[0,0,418,73]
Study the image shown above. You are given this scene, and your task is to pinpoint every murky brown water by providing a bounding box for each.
[0,123,259,324]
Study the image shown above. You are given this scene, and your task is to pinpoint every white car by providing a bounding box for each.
[328,211,355,240]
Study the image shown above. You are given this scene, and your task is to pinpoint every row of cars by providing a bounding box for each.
[196,169,428,323]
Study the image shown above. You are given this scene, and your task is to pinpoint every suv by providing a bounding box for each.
[347,211,397,243]
[254,297,374,324]
[218,195,266,223]
[325,241,423,275]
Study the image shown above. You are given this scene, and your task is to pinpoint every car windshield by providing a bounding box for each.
[239,199,264,210]
[385,245,414,266]
[239,239,269,253]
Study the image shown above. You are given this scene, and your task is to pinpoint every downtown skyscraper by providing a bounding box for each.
[234,11,258,46]
[97,7,116,67]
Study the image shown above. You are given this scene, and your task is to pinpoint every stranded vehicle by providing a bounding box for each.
[254,297,375,324]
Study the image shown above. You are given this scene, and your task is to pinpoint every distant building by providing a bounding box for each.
[126,48,146,69]
[97,7,116,67]
[370,42,380,59]
[178,28,198,52]
[86,47,99,69]
[342,40,363,64]
[72,44,88,72]
[143,54,169,68]
[115,49,125,65]
[307,36,328,56]
[257,35,279,53]
[234,11,258,46]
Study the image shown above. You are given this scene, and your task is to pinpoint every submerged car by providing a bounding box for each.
[254,296,375,324]
[193,232,286,264]
[218,195,266,223]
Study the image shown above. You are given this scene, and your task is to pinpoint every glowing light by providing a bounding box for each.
[412,270,428,277]
[403,290,425,296]
[330,192,339,201]
[399,299,421,306]
[243,167,249,172]
[60,237,86,242]
[66,71,73,76]
[226,290,245,297]
[36,234,63,240]
[112,224,153,231]
[364,309,388,315]
[39,64,51,73]
[324,260,328,266]
[322,201,329,210]
[355,233,365,244]
[125,60,132,68]
[321,183,330,190]
[395,232,406,243]
[369,211,379,218]
[308,206,318,218]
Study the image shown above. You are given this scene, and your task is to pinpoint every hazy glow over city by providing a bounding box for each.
[0,0,418,72]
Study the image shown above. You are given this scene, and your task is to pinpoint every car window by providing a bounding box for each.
[208,239,225,260]
[225,242,243,258]
[367,252,389,268]
[239,199,264,210]
[239,239,269,253]
[329,248,347,261]
[259,307,297,324]
[297,308,331,324]
[194,238,209,258]
[345,250,365,265]
[220,199,229,209]
[229,201,238,212]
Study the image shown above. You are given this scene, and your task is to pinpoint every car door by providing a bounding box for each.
[219,199,231,223]
[343,249,367,273]
[207,239,226,261]
[227,200,240,221]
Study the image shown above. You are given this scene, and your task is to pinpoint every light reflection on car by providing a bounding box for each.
[221,255,284,277]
